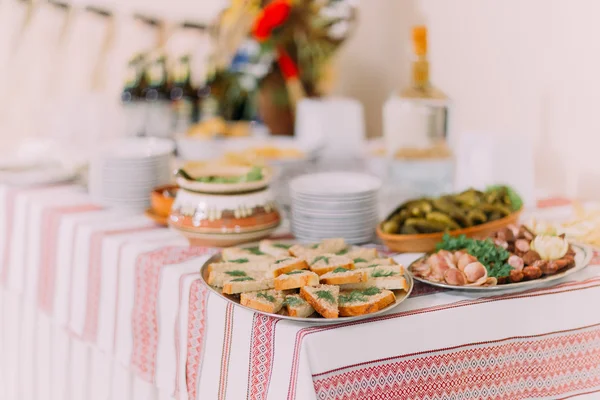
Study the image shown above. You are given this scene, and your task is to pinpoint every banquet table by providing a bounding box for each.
[1,183,600,400]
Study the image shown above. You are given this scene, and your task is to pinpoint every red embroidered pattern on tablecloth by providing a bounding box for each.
[186,279,209,400]
[591,250,600,266]
[286,277,600,400]
[247,314,279,400]
[218,303,235,400]
[82,225,157,342]
[312,324,600,400]
[37,204,101,314]
[131,246,215,382]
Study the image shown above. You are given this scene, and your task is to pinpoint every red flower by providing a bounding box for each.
[253,0,292,41]
[277,47,299,79]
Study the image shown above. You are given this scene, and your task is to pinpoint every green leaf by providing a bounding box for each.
[361,287,381,296]
[273,243,291,249]
[225,270,247,277]
[486,185,523,211]
[245,247,265,255]
[244,166,263,182]
[371,270,396,278]
[285,270,305,275]
[275,258,291,264]
[311,255,329,265]
[332,267,348,273]
[353,258,367,263]
[257,292,275,302]
[315,290,335,304]
[311,244,320,249]
[230,258,249,264]
[283,296,304,307]
[365,264,379,269]
[231,276,254,282]
[336,248,349,255]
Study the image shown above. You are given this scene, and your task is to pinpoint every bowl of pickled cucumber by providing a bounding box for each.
[377,186,524,253]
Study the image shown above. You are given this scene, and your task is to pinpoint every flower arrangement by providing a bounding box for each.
[209,0,357,133]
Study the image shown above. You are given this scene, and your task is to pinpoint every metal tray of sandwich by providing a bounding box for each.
[199,243,414,324]
[408,242,592,292]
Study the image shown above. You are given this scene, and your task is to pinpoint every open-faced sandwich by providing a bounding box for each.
[206,239,411,319]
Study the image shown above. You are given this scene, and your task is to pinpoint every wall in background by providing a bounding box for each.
[333,0,599,199]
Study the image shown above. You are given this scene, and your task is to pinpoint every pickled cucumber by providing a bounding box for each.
[382,186,522,235]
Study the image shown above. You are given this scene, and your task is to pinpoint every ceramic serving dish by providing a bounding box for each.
[175,164,272,194]
[150,184,178,217]
[377,208,523,253]
[169,187,281,247]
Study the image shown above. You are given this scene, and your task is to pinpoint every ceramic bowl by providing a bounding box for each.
[175,164,272,194]
[376,208,523,253]
[150,184,178,217]
[169,187,281,246]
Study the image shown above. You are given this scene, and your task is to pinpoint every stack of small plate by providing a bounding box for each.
[289,172,381,244]
[89,138,174,210]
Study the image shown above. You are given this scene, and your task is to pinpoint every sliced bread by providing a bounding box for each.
[368,265,405,278]
[318,238,347,254]
[222,277,274,295]
[309,254,355,276]
[207,261,270,275]
[338,287,396,317]
[259,240,292,258]
[207,269,266,287]
[354,258,397,269]
[221,246,275,263]
[300,284,340,319]
[240,290,285,313]
[319,268,369,285]
[346,248,379,263]
[284,294,315,318]
[269,257,309,277]
[288,244,320,259]
[339,275,409,291]
[274,270,320,290]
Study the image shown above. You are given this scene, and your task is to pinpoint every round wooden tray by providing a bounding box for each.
[377,209,523,253]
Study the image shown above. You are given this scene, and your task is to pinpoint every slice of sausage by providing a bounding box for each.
[463,262,487,283]
[457,253,477,271]
[523,265,543,280]
[494,239,509,249]
[515,239,530,253]
[504,228,516,243]
[444,268,467,286]
[522,250,541,266]
[509,269,524,283]
[508,255,524,271]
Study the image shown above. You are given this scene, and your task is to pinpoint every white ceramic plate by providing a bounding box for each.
[407,243,593,292]
[199,248,413,324]
[289,172,381,197]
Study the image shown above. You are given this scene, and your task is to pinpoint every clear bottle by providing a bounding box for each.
[382,26,454,203]
[170,55,196,133]
[121,54,147,137]
[143,52,173,138]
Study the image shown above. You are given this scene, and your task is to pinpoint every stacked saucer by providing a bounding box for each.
[89,138,174,210]
[289,172,381,244]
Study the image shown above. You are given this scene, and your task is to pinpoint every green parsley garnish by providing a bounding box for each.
[362,287,381,296]
[286,270,305,275]
[273,243,291,249]
[275,258,291,264]
[436,234,513,278]
[230,258,249,264]
[257,292,275,302]
[244,247,265,255]
[353,258,367,263]
[311,244,319,249]
[339,287,381,304]
[365,264,379,268]
[332,267,348,273]
[230,277,254,282]
[225,270,247,277]
[311,255,329,265]
[283,296,304,307]
[315,290,335,304]
[371,270,396,278]
[336,248,349,255]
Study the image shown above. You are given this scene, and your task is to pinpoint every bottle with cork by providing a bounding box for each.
[382,25,453,199]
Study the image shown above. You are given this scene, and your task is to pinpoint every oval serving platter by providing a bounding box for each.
[407,242,593,292]
[200,252,414,324]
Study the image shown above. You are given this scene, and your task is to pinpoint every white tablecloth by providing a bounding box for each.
[0,184,599,400]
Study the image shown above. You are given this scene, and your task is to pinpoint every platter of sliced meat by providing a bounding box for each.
[408,224,593,291]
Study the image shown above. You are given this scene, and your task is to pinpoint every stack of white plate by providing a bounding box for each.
[289,172,381,244]
[89,138,174,210]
